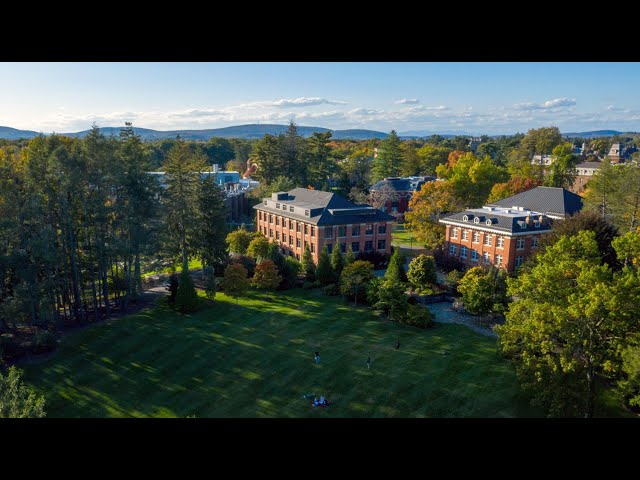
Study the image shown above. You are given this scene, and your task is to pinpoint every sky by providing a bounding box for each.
[1,62,639,135]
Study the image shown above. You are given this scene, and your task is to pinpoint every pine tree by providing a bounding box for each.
[331,245,345,279]
[175,269,199,313]
[302,246,315,280]
[372,130,403,182]
[316,245,334,285]
[385,248,408,284]
[345,245,356,265]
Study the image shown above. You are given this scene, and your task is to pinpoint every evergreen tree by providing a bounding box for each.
[316,245,334,285]
[203,265,216,301]
[196,175,228,270]
[0,366,46,418]
[331,245,345,279]
[372,130,403,182]
[385,248,408,284]
[175,269,199,313]
[345,245,356,265]
[302,245,315,280]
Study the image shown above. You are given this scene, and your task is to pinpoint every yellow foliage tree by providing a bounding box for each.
[405,181,459,249]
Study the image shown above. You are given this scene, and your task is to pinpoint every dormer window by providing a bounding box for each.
[276,203,280,209]
[289,206,294,212]
[519,222,526,230]
[463,215,469,222]
[485,219,492,226]
[534,221,541,229]
[305,209,309,217]
[263,201,267,206]
[474,217,480,224]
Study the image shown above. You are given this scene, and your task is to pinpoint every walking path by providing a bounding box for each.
[426,302,498,338]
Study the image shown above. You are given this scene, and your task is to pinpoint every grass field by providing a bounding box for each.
[23,288,541,418]
[391,224,415,246]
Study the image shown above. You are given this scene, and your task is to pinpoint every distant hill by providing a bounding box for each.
[562,130,639,138]
[0,126,41,140]
[59,124,389,141]
[0,124,389,141]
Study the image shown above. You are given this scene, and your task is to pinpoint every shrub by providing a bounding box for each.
[231,255,256,278]
[366,277,384,306]
[31,330,57,354]
[385,247,408,284]
[457,266,507,315]
[400,304,434,328]
[322,284,340,296]
[175,269,200,313]
[222,263,250,303]
[0,366,46,418]
[433,246,465,273]
[407,254,437,289]
[340,260,375,304]
[203,266,216,301]
[278,257,301,290]
[312,280,322,288]
[445,270,464,294]
[302,281,315,290]
[252,259,281,290]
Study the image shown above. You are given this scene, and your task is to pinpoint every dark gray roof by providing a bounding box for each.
[575,162,602,169]
[487,187,583,218]
[254,187,395,226]
[370,176,434,192]
[441,209,553,234]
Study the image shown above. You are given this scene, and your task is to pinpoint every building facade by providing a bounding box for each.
[571,161,601,193]
[254,188,394,263]
[440,187,583,272]
[369,176,434,218]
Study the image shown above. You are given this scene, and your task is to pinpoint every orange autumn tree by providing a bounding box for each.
[405,181,459,250]
[487,177,542,203]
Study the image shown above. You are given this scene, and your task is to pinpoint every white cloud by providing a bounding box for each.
[271,97,347,107]
[514,97,576,111]
[395,98,419,104]
[348,108,383,116]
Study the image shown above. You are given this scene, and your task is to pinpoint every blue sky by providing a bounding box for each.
[1,62,639,135]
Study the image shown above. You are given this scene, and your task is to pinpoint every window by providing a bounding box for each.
[276,231,280,240]
[450,244,458,255]
[460,246,468,259]
[519,222,526,230]
[326,243,333,254]
[352,242,360,252]
[352,226,360,236]
[485,219,493,226]
[497,236,505,248]
[269,215,273,224]
[483,234,492,246]
[377,240,386,250]
[531,237,539,248]
[296,223,301,233]
[263,200,267,206]
[311,227,315,237]
[296,238,301,248]
[391,205,398,212]
[276,217,280,226]
[283,233,287,243]
[451,228,458,239]
[258,211,262,221]
[378,225,386,234]
[276,203,280,209]
[305,209,309,217]
[496,254,503,267]
[304,225,308,235]
[474,217,480,224]
[338,226,347,237]
[324,227,333,239]
[289,235,294,245]
[269,229,273,238]
[483,252,490,263]
[463,215,469,222]
[471,249,478,261]
[534,220,541,229]
[289,206,294,212]
[364,241,373,252]
[366,224,373,235]
[304,241,308,249]
[472,232,480,243]
[517,238,525,250]
[340,243,346,253]
[515,256,524,268]
[462,230,469,241]
[311,244,315,253]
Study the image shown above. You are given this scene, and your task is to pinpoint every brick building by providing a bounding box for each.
[254,188,394,263]
[440,187,583,272]
[571,161,601,193]
[369,176,434,219]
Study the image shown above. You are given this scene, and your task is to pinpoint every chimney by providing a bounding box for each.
[213,164,219,174]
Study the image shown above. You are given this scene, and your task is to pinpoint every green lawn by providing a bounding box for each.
[143,257,202,277]
[391,224,415,246]
[23,289,540,418]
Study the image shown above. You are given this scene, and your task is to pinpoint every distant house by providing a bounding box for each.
[571,161,601,193]
[531,154,554,166]
[369,176,435,219]
[607,142,638,164]
[440,187,583,273]
[254,188,394,263]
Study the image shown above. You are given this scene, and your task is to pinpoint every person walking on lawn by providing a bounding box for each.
[314,351,320,364]
[396,338,400,350]
[366,356,371,369]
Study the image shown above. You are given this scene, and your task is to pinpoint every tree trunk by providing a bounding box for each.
[586,363,596,419]
[63,195,84,323]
